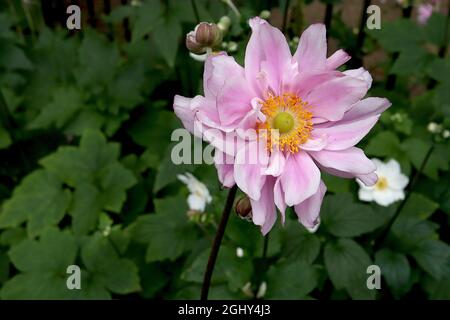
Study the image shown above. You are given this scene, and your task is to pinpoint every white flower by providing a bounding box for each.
[236,247,244,258]
[256,281,267,299]
[357,159,409,207]
[443,129,450,139]
[177,172,212,212]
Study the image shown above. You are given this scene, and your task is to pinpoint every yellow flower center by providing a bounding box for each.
[257,93,313,153]
[375,176,388,191]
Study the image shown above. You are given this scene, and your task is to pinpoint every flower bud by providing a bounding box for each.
[218,16,231,32]
[186,22,222,54]
[235,196,252,220]
[259,10,271,19]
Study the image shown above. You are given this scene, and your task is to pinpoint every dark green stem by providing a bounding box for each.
[201,185,238,300]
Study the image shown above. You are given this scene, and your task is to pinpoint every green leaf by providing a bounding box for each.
[401,193,438,220]
[153,144,194,192]
[0,249,9,285]
[40,130,136,234]
[0,44,33,70]
[366,131,410,174]
[324,239,375,299]
[374,249,411,298]
[321,194,385,237]
[0,170,71,237]
[74,30,120,89]
[403,139,449,180]
[265,260,317,299]
[1,229,77,299]
[131,2,164,42]
[182,246,253,292]
[422,265,450,299]
[29,87,83,130]
[369,19,422,53]
[127,107,179,163]
[127,195,198,263]
[411,240,450,280]
[0,125,11,149]
[281,223,321,264]
[153,15,182,68]
[81,233,140,294]
[390,48,430,76]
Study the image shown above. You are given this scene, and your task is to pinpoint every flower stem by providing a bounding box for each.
[373,145,435,251]
[282,0,291,35]
[200,185,238,300]
[190,0,200,24]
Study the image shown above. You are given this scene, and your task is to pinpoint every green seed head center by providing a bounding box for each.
[273,112,295,134]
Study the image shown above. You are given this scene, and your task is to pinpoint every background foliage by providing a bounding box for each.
[0,0,449,300]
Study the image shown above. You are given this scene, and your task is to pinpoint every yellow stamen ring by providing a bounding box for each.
[257,93,313,153]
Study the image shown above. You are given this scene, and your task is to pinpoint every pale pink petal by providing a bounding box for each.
[233,140,269,201]
[300,134,328,151]
[314,115,380,150]
[357,172,378,186]
[274,178,287,223]
[264,148,286,176]
[173,95,196,133]
[204,53,245,99]
[344,67,373,89]
[250,177,277,235]
[306,76,368,121]
[280,152,321,206]
[245,17,292,95]
[214,149,235,187]
[294,180,326,232]
[216,76,254,127]
[309,147,376,176]
[326,49,351,70]
[286,71,341,97]
[293,24,327,72]
[342,97,391,122]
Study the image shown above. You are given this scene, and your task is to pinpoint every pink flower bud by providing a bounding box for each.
[185,22,222,54]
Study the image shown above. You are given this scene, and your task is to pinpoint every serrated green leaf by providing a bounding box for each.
[321,194,385,237]
[374,249,411,298]
[324,239,375,299]
[81,233,140,294]
[265,260,317,299]
[411,239,450,280]
[127,195,198,262]
[0,170,71,236]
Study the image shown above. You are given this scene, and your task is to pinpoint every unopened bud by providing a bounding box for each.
[218,16,231,32]
[260,10,271,19]
[235,196,252,220]
[186,22,222,54]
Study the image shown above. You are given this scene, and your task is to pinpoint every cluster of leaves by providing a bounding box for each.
[0,0,449,300]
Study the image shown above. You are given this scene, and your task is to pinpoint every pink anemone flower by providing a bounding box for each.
[173,17,391,235]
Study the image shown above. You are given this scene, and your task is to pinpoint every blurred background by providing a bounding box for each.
[0,0,449,300]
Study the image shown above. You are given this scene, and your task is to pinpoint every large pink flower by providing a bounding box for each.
[173,18,390,235]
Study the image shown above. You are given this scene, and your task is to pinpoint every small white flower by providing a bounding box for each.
[443,129,450,139]
[256,281,267,299]
[177,172,212,212]
[357,159,409,207]
[236,247,244,258]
